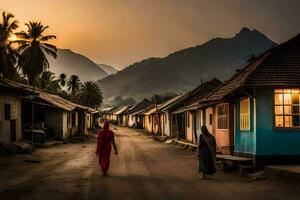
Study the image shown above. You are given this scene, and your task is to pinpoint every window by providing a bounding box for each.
[274,89,300,128]
[4,104,11,120]
[240,98,250,130]
[217,103,229,129]
[209,114,213,125]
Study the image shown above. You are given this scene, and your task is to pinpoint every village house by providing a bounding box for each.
[128,108,149,129]
[161,79,222,142]
[0,79,96,145]
[0,80,30,145]
[105,107,119,122]
[144,95,184,135]
[125,99,151,128]
[109,106,123,122]
[200,34,300,167]
[115,105,132,126]
[99,107,114,122]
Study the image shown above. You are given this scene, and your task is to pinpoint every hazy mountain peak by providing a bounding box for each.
[97,28,277,102]
[235,27,267,39]
[47,48,108,82]
[97,64,118,75]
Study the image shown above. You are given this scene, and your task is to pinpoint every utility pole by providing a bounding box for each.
[31,82,35,145]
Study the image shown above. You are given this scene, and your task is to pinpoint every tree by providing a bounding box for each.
[58,73,66,87]
[17,21,56,144]
[37,71,55,89]
[77,81,103,108]
[67,74,81,94]
[0,12,19,78]
[36,71,61,93]
[17,21,57,84]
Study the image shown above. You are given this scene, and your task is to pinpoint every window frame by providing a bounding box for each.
[217,103,229,130]
[274,89,300,129]
[209,114,213,125]
[240,97,251,131]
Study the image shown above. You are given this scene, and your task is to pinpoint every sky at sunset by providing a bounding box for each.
[1,0,300,69]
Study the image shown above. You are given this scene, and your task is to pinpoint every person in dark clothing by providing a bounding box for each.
[198,125,216,179]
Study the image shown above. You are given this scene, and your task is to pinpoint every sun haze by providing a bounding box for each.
[2,0,300,69]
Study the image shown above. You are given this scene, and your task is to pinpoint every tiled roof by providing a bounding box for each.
[202,34,300,102]
[163,78,222,112]
[124,99,152,115]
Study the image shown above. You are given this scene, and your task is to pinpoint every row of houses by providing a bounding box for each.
[101,34,300,167]
[0,78,99,145]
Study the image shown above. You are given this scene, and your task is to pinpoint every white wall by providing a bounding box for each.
[128,114,136,127]
[162,112,171,137]
[0,94,22,144]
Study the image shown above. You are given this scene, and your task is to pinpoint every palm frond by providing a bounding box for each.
[40,35,56,41]
[41,46,57,59]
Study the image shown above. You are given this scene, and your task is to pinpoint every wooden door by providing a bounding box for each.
[10,120,16,142]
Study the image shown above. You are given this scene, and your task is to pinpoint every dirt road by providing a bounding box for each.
[1,126,299,200]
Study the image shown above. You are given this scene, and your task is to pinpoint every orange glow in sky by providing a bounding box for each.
[2,0,300,69]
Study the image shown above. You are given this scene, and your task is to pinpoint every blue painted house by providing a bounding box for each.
[201,34,300,167]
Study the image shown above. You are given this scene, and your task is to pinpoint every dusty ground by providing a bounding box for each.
[1,125,300,200]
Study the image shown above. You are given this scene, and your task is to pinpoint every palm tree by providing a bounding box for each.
[67,75,81,94]
[58,73,66,87]
[17,21,56,144]
[17,21,57,84]
[77,81,103,108]
[36,71,61,93]
[0,12,19,78]
[38,71,56,89]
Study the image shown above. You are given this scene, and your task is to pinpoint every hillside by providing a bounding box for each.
[47,49,108,82]
[97,28,277,101]
[97,64,118,75]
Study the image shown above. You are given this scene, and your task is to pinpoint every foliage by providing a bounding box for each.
[0,12,19,78]
[67,74,81,94]
[36,71,61,93]
[58,73,66,87]
[17,21,57,85]
[76,81,103,108]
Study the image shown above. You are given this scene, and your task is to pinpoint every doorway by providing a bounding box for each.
[10,120,16,142]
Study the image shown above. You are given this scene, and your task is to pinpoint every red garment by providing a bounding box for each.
[96,121,114,174]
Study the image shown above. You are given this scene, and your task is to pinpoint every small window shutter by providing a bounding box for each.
[4,104,11,120]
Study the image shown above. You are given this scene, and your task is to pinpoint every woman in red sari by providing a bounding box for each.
[95,121,118,176]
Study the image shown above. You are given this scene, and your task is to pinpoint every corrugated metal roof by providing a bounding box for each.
[144,106,159,115]
[0,78,95,112]
[115,105,132,115]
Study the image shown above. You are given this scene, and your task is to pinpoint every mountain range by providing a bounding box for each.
[97,28,277,102]
[97,64,118,75]
[47,49,109,82]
